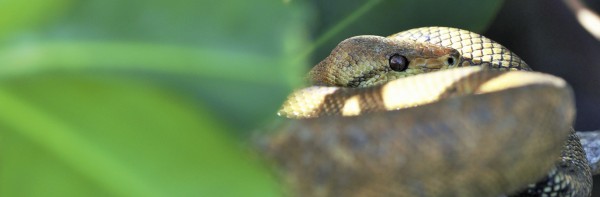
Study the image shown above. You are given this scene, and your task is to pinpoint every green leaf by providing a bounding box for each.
[0,0,311,196]
[0,0,72,41]
[0,73,280,197]
[0,0,312,132]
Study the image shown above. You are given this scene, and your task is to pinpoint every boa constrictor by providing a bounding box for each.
[257,27,598,197]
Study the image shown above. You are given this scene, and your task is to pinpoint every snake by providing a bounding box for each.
[256,27,598,196]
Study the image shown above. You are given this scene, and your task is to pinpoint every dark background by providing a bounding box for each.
[486,0,600,131]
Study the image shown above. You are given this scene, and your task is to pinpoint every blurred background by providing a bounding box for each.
[0,0,598,196]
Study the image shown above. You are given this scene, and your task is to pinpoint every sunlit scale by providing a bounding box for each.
[476,72,566,94]
[281,67,551,119]
[381,67,480,110]
[341,96,361,116]
[278,86,339,118]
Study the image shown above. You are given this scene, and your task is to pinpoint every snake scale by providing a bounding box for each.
[256,27,596,196]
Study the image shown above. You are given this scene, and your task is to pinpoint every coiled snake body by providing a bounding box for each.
[258,27,595,196]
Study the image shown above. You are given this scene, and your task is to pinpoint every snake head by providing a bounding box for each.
[309,35,462,87]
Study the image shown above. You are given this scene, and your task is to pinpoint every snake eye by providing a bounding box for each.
[447,57,455,65]
[389,54,409,72]
[447,50,460,67]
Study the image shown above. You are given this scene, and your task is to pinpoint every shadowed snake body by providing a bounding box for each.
[257,27,596,196]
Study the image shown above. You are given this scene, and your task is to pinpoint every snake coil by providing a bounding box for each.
[257,27,591,197]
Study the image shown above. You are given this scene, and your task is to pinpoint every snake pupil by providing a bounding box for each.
[389,54,408,72]
[447,57,455,65]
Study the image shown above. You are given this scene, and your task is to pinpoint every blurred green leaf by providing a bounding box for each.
[0,41,280,84]
[0,73,280,196]
[0,0,71,40]
[0,0,311,196]
[1,0,312,132]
